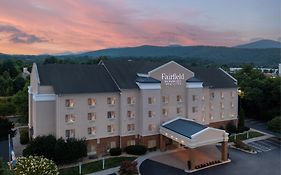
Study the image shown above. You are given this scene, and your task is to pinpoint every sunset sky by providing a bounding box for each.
[0,0,280,55]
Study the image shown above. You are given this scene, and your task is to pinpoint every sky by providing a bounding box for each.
[0,0,280,55]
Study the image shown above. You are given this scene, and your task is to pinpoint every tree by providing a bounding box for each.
[0,117,16,141]
[267,116,281,133]
[119,161,138,175]
[12,83,28,123]
[13,156,59,175]
[238,108,245,132]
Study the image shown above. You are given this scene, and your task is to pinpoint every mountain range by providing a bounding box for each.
[0,39,280,67]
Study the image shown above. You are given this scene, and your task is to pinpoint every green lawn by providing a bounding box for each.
[59,156,136,175]
[229,131,264,142]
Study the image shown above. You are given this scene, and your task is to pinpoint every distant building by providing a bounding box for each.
[22,67,30,78]
[28,60,237,159]
[279,64,281,77]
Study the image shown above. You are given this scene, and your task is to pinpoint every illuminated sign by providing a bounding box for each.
[161,73,184,86]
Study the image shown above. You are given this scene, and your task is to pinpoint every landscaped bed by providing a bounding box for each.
[59,156,137,175]
[228,130,264,142]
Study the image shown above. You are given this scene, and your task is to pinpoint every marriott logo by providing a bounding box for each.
[161,73,184,80]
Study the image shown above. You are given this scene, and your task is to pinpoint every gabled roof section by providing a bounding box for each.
[136,76,161,83]
[37,64,120,94]
[162,118,207,139]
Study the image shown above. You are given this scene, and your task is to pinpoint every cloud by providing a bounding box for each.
[0,24,47,44]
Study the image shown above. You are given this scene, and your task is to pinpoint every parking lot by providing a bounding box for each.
[247,137,280,153]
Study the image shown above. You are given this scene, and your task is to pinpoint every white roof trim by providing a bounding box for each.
[219,68,237,84]
[136,82,161,90]
[148,61,194,77]
[33,94,56,101]
[137,73,149,77]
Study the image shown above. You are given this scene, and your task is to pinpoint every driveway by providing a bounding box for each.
[245,118,281,137]
[140,139,281,175]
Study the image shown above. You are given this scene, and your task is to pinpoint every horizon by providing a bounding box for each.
[0,0,280,55]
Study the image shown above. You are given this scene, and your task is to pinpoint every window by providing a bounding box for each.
[107,111,115,119]
[148,111,155,118]
[107,125,115,133]
[88,127,96,135]
[65,129,75,138]
[177,95,183,102]
[209,113,213,120]
[127,140,136,146]
[65,114,75,123]
[202,95,205,101]
[162,96,169,104]
[148,124,156,132]
[127,111,135,119]
[127,97,135,105]
[148,97,155,104]
[192,107,198,113]
[88,112,96,121]
[88,98,96,106]
[221,102,224,109]
[148,140,156,148]
[107,97,116,105]
[210,92,215,99]
[127,124,135,132]
[210,103,214,110]
[87,143,96,155]
[192,95,197,101]
[177,107,182,114]
[110,141,116,149]
[65,99,74,107]
[162,108,168,116]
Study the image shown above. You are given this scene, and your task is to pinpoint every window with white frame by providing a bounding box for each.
[148,111,155,118]
[65,114,75,123]
[127,111,135,119]
[127,124,135,132]
[162,96,169,104]
[162,108,168,116]
[148,124,156,132]
[209,113,213,120]
[107,111,115,119]
[176,95,183,102]
[192,106,198,113]
[107,124,115,133]
[65,99,75,107]
[202,95,205,101]
[87,143,96,155]
[88,112,96,121]
[231,102,234,108]
[127,97,135,105]
[65,129,75,138]
[148,97,155,104]
[88,127,96,135]
[110,141,116,149]
[88,98,96,106]
[107,97,116,105]
[127,140,136,146]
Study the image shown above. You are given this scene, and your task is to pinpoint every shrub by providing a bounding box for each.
[0,116,16,141]
[267,116,281,133]
[125,145,147,155]
[119,160,138,175]
[110,148,122,156]
[23,135,87,164]
[226,122,237,134]
[13,156,59,175]
[19,128,29,145]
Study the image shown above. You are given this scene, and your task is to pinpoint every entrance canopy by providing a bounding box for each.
[160,118,228,148]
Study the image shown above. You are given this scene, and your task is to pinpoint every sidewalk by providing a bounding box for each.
[86,167,119,175]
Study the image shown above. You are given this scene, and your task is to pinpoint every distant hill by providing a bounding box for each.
[235,39,281,49]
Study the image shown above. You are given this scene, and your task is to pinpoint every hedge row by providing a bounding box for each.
[109,145,148,156]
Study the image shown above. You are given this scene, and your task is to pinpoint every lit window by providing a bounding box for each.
[210,92,215,99]
[202,96,205,101]
[107,125,115,133]
[127,140,136,146]
[231,102,234,108]
[220,112,224,118]
[192,107,198,113]
[65,114,75,123]
[110,141,116,149]
[107,97,116,105]
[231,91,235,98]
[88,112,96,121]
[209,113,213,120]
[107,111,115,119]
[88,127,96,135]
[127,97,135,105]
[88,98,96,106]
[162,96,169,104]
[148,97,155,104]
[65,99,75,107]
[221,92,224,99]
[148,111,155,118]
[148,124,156,132]
[127,124,135,132]
[210,103,214,110]
[87,143,96,155]
[177,95,183,102]
[65,129,75,138]
[177,107,182,114]
[162,108,168,116]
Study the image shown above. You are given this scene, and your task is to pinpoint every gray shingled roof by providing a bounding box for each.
[163,119,207,139]
[102,60,237,89]
[135,76,161,83]
[37,64,120,94]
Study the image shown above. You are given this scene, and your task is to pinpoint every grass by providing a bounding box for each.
[59,156,136,175]
[229,131,264,142]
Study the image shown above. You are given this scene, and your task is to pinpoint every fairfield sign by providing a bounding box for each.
[161,73,184,86]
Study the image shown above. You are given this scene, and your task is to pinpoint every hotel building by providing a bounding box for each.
[28,60,238,158]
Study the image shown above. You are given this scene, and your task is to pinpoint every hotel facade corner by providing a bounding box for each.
[28,60,238,156]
